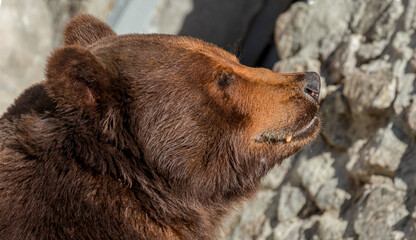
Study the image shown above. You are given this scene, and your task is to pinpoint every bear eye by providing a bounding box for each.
[217,72,234,88]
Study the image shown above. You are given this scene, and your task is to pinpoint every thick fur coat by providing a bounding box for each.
[0,15,320,239]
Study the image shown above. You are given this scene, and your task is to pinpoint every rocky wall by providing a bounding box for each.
[224,0,416,239]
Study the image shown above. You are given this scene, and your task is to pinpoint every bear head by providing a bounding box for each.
[45,14,320,209]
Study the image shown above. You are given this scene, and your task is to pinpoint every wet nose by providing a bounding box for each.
[304,72,320,103]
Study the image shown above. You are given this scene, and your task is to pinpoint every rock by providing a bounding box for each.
[315,212,348,240]
[296,152,350,211]
[147,0,194,34]
[404,0,416,31]
[262,156,293,190]
[271,217,319,240]
[351,0,395,35]
[274,0,353,60]
[357,40,388,62]
[392,31,414,79]
[343,66,396,115]
[277,185,307,222]
[394,177,408,191]
[273,57,321,74]
[320,90,352,149]
[347,124,408,180]
[407,99,416,135]
[353,183,408,240]
[367,0,403,42]
[392,31,415,117]
[314,178,351,211]
[329,34,363,84]
[394,74,416,116]
[223,190,275,240]
[296,153,335,197]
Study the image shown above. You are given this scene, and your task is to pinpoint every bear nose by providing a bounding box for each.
[304,72,320,103]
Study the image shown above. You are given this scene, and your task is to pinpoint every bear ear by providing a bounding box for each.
[45,45,110,109]
[63,14,116,47]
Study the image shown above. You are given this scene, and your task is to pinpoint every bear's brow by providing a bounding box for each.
[88,34,240,64]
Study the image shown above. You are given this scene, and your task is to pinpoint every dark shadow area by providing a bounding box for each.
[178,0,295,69]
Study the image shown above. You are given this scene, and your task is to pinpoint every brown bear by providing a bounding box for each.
[0,15,320,239]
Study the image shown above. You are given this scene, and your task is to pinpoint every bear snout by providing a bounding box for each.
[303,72,321,103]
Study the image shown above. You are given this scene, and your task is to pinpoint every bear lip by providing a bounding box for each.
[255,116,319,144]
[292,116,319,138]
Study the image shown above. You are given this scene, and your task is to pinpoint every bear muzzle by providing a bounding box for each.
[304,72,321,103]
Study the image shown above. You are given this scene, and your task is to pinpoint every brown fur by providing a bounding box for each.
[0,14,320,239]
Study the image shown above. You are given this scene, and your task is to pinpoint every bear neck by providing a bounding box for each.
[40,108,224,239]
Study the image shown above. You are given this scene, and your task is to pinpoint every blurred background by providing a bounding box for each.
[1,0,416,239]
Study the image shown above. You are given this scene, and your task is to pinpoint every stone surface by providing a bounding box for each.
[262,156,293,190]
[296,153,335,197]
[353,183,408,240]
[223,190,275,240]
[147,0,193,34]
[407,100,416,135]
[274,0,353,60]
[347,124,408,181]
[296,152,350,211]
[315,212,348,240]
[320,90,352,149]
[343,67,396,115]
[277,185,307,222]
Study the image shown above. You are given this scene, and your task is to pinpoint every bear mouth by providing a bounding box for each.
[255,116,320,144]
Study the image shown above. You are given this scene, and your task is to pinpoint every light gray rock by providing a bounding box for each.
[407,99,416,135]
[404,0,416,31]
[357,40,388,62]
[224,190,275,240]
[275,0,353,60]
[262,157,293,190]
[296,153,335,197]
[392,31,414,79]
[353,183,408,240]
[315,212,348,240]
[347,123,408,180]
[147,0,194,34]
[351,0,395,35]
[343,67,396,114]
[272,217,319,240]
[314,178,351,211]
[329,34,363,84]
[367,0,403,42]
[296,152,350,211]
[320,90,352,149]
[277,185,307,222]
[273,57,321,74]
[394,74,415,115]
